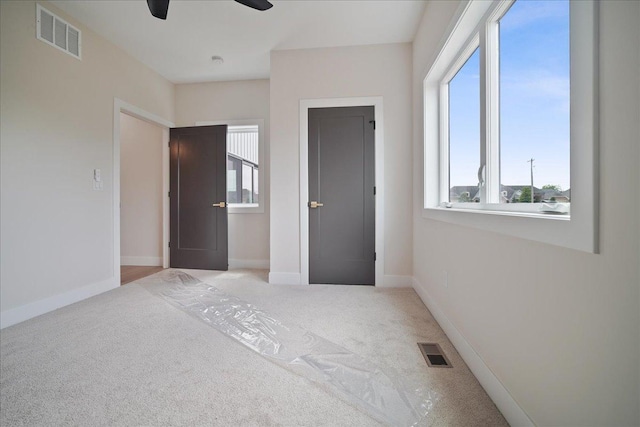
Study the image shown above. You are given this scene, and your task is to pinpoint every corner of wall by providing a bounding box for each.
[381,275,414,288]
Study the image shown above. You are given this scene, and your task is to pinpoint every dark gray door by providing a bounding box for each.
[169,125,228,270]
[308,106,375,285]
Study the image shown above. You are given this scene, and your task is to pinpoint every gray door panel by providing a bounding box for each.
[309,106,375,285]
[169,125,228,270]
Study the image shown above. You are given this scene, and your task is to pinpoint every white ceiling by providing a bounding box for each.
[51,0,427,84]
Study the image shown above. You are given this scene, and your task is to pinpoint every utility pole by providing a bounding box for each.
[527,158,535,203]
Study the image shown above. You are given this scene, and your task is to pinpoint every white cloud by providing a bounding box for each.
[501,69,570,113]
[500,0,569,32]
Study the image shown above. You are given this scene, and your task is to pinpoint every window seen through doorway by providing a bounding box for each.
[227,125,259,206]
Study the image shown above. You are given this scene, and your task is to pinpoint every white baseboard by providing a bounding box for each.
[121,256,163,266]
[381,274,413,288]
[0,277,118,329]
[229,258,270,270]
[267,273,413,287]
[268,272,302,285]
[412,277,534,427]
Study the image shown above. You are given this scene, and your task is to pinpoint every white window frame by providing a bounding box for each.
[423,0,599,253]
[195,119,265,214]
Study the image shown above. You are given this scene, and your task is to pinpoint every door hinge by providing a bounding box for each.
[374,186,376,195]
[168,191,170,198]
[168,241,171,248]
[369,120,376,130]
[374,252,377,261]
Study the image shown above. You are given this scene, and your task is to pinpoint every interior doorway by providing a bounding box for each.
[113,98,174,286]
[119,113,165,284]
[121,265,164,285]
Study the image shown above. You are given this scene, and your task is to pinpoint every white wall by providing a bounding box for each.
[412,1,640,426]
[175,79,270,266]
[269,43,413,284]
[0,1,174,324]
[120,113,163,266]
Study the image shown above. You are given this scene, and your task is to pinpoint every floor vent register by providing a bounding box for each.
[418,343,453,368]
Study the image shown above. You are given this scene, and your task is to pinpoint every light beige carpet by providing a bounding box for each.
[1,269,508,426]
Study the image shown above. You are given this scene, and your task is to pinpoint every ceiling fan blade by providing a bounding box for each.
[234,0,273,11]
[147,0,170,20]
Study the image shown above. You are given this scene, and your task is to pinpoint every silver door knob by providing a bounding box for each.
[308,201,324,208]
[212,202,226,208]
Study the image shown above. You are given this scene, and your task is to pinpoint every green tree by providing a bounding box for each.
[458,192,471,202]
[542,184,562,191]
[519,187,532,203]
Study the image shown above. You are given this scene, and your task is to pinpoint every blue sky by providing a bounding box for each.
[449,0,570,191]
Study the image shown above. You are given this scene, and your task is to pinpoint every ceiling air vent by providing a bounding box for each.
[36,4,81,60]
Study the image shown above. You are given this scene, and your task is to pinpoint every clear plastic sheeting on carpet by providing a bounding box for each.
[140,269,437,426]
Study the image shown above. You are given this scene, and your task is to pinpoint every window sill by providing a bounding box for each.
[228,204,264,214]
[432,205,570,221]
[421,204,594,253]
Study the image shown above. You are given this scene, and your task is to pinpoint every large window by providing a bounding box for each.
[442,0,570,212]
[448,47,480,203]
[498,0,570,206]
[423,0,598,252]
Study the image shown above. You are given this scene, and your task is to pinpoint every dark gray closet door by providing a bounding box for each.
[308,106,375,285]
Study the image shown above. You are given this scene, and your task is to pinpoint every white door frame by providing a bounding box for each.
[113,98,174,283]
[299,96,384,286]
